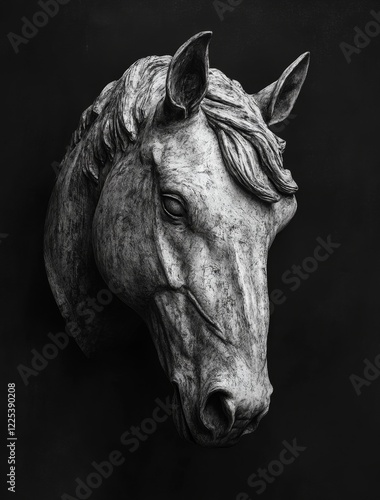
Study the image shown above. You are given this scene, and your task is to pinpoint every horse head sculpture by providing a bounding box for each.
[44,32,310,447]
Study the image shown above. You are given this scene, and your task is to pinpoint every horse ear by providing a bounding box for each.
[164,31,212,119]
[254,52,310,126]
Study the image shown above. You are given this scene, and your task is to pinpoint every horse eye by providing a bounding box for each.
[162,195,186,218]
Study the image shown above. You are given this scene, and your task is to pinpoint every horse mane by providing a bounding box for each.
[62,55,297,203]
[203,70,297,202]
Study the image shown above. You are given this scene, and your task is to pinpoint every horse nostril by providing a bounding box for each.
[201,390,234,438]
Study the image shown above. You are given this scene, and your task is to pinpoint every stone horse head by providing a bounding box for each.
[44,32,310,447]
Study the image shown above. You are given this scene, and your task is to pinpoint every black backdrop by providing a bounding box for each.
[1,0,380,499]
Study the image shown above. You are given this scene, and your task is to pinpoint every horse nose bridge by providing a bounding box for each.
[201,241,268,335]
[193,237,266,303]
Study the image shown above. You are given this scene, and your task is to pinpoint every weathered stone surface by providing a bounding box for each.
[44,32,310,447]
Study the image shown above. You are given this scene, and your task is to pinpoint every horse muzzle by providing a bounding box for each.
[171,380,272,447]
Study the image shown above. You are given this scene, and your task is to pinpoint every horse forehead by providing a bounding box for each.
[149,117,227,184]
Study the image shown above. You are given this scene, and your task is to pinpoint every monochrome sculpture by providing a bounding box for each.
[44,32,310,447]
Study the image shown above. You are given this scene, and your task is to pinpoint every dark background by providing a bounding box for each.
[1,0,379,499]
